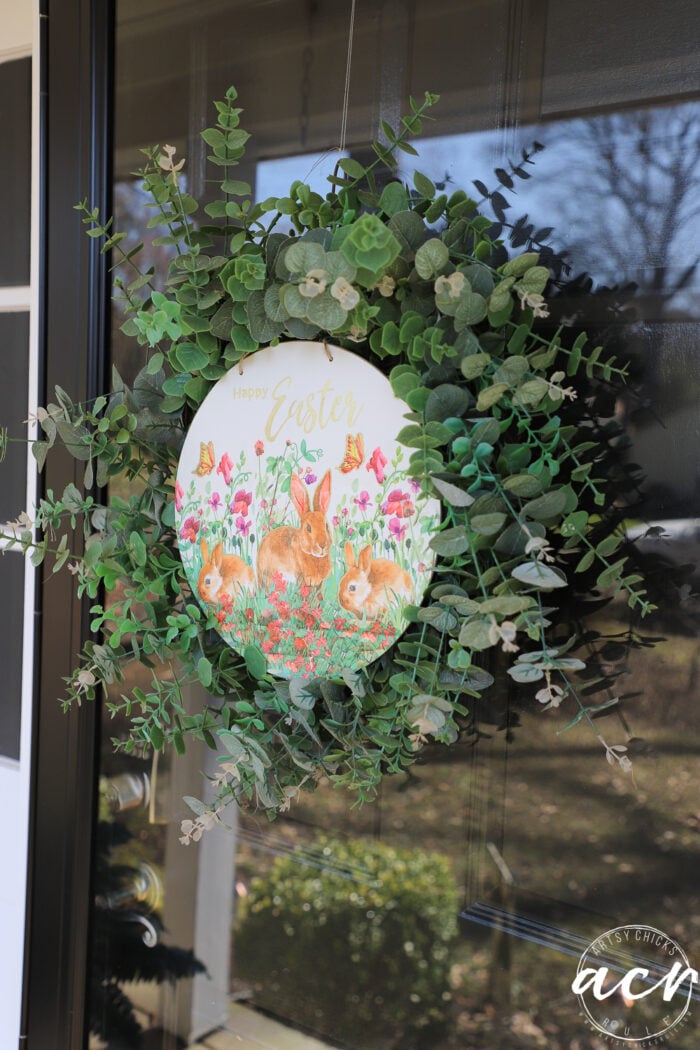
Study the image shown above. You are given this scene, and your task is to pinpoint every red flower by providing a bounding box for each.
[216,452,234,486]
[366,446,388,483]
[254,440,265,456]
[174,480,184,513]
[381,489,414,518]
[179,516,199,543]
[231,489,252,517]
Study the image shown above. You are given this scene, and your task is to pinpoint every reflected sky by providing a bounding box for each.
[256,100,700,320]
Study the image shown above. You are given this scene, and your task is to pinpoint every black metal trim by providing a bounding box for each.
[20,1,114,1047]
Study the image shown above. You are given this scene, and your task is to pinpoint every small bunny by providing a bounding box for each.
[197,539,255,604]
[338,542,413,619]
[257,470,332,590]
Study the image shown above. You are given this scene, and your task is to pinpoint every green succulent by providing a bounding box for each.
[339,212,402,284]
[221,250,267,300]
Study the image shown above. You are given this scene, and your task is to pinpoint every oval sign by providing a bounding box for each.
[175,342,439,679]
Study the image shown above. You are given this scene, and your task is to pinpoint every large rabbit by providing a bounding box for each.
[338,542,413,619]
[197,539,255,604]
[257,470,332,590]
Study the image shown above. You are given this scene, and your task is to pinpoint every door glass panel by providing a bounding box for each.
[0,57,31,286]
[0,312,29,761]
[90,3,700,1048]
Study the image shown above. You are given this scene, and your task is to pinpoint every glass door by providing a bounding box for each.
[89,2,700,1048]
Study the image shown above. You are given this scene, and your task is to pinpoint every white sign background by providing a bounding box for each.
[175,341,439,678]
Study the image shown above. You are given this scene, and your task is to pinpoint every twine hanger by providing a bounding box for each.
[238,0,357,376]
[238,341,333,375]
[339,0,357,156]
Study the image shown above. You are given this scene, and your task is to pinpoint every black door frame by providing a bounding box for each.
[21,1,113,1046]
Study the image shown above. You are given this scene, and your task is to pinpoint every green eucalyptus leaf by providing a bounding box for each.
[390,367,421,400]
[495,520,545,556]
[461,352,491,380]
[244,644,268,680]
[379,181,409,217]
[246,290,286,342]
[477,595,534,616]
[414,238,449,279]
[516,266,549,294]
[280,283,310,319]
[458,618,493,650]
[515,377,549,408]
[561,511,589,537]
[507,662,545,683]
[387,209,426,252]
[338,157,366,180]
[430,476,474,507]
[511,561,567,590]
[417,605,459,632]
[493,355,529,386]
[197,657,213,689]
[429,526,470,557]
[284,240,325,274]
[413,170,435,197]
[470,512,506,536]
[305,292,347,330]
[459,263,494,298]
[522,489,568,520]
[263,282,290,322]
[597,558,628,589]
[175,342,209,371]
[425,384,471,422]
[455,291,488,328]
[476,383,509,411]
[502,252,540,277]
[503,473,544,498]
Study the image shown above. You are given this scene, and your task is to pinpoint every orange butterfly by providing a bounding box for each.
[193,440,215,476]
[338,433,365,473]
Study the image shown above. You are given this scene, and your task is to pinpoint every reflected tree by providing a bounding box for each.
[542,102,700,320]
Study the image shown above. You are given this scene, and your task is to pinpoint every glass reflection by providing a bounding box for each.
[94,0,700,1045]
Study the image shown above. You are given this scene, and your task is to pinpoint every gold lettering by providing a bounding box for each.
[264,374,365,441]
[346,392,362,426]
[265,376,293,441]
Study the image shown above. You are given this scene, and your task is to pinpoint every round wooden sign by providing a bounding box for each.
[175,342,439,679]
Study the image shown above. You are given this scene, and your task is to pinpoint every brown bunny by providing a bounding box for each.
[338,542,413,619]
[197,539,255,604]
[257,470,332,590]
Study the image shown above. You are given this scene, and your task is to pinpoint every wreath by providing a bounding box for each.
[3,86,653,831]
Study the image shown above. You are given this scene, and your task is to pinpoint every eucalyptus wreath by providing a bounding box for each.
[2,86,654,828]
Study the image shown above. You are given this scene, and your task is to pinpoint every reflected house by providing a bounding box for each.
[2,1,699,1049]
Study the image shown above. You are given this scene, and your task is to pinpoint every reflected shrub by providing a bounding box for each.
[235,835,459,1048]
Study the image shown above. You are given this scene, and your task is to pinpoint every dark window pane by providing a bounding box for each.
[0,555,23,759]
[0,57,31,286]
[0,312,29,522]
[0,311,28,760]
